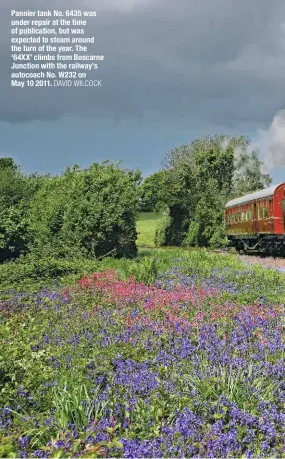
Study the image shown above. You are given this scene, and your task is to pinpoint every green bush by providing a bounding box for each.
[0,204,30,262]
[154,214,172,246]
[0,158,43,262]
[28,163,140,260]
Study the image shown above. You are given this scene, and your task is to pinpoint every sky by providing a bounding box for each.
[1,0,285,183]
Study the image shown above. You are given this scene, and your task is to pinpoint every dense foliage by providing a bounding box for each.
[0,249,285,457]
[28,163,140,259]
[0,160,141,262]
[155,135,272,248]
[138,172,167,212]
[1,134,272,258]
[0,158,45,261]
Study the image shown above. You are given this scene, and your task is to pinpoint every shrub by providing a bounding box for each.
[154,214,172,246]
[28,163,141,259]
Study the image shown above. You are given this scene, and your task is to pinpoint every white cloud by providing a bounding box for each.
[80,0,152,12]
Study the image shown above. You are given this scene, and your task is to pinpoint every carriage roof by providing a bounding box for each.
[225,184,282,208]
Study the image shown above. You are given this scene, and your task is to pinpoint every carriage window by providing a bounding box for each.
[263,208,268,218]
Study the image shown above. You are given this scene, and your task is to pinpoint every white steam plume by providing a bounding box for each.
[252,109,285,170]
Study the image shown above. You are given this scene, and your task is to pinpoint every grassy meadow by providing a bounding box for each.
[136,212,163,247]
[0,214,285,457]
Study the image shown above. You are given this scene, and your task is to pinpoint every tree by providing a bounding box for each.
[138,171,167,212]
[157,135,271,248]
[0,158,51,261]
[0,157,18,172]
[28,162,141,259]
[0,203,30,262]
[0,157,25,207]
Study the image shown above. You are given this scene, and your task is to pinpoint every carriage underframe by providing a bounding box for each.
[228,234,285,256]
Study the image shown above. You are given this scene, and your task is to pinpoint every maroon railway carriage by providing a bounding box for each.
[225,183,285,255]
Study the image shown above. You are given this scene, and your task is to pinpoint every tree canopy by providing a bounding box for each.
[156,135,272,247]
[138,171,168,212]
[0,137,272,262]
[0,159,141,262]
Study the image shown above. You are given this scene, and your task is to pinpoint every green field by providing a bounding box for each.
[136,212,163,246]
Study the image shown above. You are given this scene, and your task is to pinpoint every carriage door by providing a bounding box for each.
[282,197,285,232]
[253,202,257,234]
